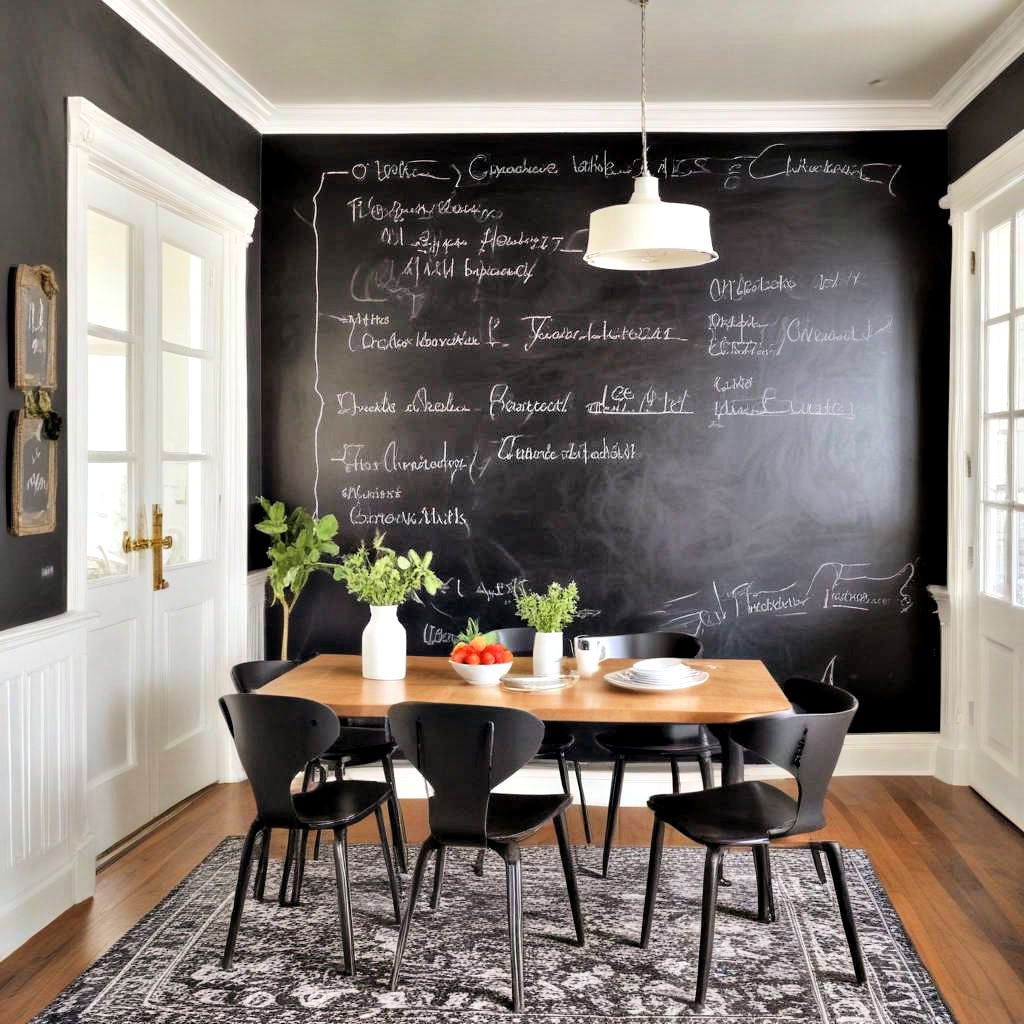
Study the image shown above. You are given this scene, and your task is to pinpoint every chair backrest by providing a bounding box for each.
[230,659,296,693]
[219,693,339,824]
[584,631,702,659]
[493,627,535,655]
[388,702,544,845]
[728,677,857,837]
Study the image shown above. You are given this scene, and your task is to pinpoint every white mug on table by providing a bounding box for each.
[573,635,606,676]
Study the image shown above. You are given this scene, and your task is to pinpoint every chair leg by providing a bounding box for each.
[334,761,345,782]
[694,846,724,1008]
[753,844,775,923]
[313,763,327,860]
[504,852,526,1013]
[640,817,665,949]
[821,842,867,984]
[671,758,681,794]
[602,757,626,878]
[300,761,315,793]
[375,805,402,923]
[390,838,437,991]
[222,821,261,969]
[473,848,486,876]
[278,829,298,907]
[382,753,408,873]
[572,760,592,844]
[430,844,448,910]
[556,752,571,795]
[811,844,827,883]
[289,828,309,906]
[553,812,585,945]
[252,827,270,901]
[697,752,714,790]
[331,827,356,976]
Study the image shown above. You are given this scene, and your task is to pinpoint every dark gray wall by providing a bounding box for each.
[0,0,261,632]
[948,52,1024,180]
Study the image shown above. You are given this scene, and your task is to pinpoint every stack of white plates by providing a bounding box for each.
[605,657,709,693]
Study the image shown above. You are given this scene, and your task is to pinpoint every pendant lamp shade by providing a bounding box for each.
[584,175,718,270]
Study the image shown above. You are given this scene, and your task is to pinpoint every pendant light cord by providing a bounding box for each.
[639,0,649,176]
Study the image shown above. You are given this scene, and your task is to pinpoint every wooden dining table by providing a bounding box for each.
[261,654,789,784]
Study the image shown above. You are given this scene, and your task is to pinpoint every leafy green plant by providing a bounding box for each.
[457,618,496,644]
[515,581,580,633]
[332,531,442,607]
[255,497,340,659]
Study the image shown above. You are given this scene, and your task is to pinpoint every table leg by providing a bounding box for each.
[710,725,745,786]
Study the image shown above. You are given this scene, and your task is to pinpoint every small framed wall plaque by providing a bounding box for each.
[9,412,57,535]
[12,264,58,389]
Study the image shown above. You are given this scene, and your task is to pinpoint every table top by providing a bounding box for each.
[260,655,788,724]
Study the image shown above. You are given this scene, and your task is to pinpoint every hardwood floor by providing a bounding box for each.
[1,777,1022,1023]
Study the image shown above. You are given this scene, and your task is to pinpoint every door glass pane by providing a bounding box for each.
[986,321,1010,413]
[163,461,204,565]
[88,462,130,581]
[87,210,130,332]
[985,418,1009,501]
[1016,510,1024,606]
[984,505,1010,599]
[88,337,128,452]
[162,242,203,349]
[1016,211,1024,309]
[1016,418,1024,504]
[1016,316,1024,411]
[987,218,1011,319]
[162,352,203,453]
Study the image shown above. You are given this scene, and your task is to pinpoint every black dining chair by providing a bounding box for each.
[494,627,592,844]
[639,677,865,1008]
[591,632,716,878]
[231,659,409,887]
[387,701,585,1013]
[218,693,401,976]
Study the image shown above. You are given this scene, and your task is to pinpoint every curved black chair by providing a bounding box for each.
[494,628,591,844]
[218,693,401,976]
[592,632,716,878]
[387,701,585,1013]
[231,660,408,882]
[640,677,865,1008]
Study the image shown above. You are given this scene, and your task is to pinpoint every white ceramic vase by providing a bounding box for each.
[361,605,406,680]
[532,630,563,677]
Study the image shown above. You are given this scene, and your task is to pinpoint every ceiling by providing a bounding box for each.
[158,0,1019,106]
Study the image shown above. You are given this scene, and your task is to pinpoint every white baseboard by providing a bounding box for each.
[346,732,940,807]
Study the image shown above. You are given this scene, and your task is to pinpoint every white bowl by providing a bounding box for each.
[449,659,513,686]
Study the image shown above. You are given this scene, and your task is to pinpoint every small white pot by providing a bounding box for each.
[532,630,564,677]
[361,605,406,680]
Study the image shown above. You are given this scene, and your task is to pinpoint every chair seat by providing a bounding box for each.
[292,779,391,828]
[648,781,797,846]
[597,724,718,759]
[486,792,572,840]
[322,726,396,766]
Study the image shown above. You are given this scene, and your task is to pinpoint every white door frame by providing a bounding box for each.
[66,97,257,788]
[938,125,1024,788]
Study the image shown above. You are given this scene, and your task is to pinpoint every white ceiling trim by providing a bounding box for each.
[932,1,1024,123]
[101,0,273,128]
[104,0,1024,136]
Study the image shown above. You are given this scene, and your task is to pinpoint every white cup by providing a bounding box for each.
[573,636,606,676]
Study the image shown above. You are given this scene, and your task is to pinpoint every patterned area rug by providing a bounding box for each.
[34,838,954,1022]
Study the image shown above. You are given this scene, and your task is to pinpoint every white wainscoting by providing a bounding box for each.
[246,570,267,662]
[0,612,95,960]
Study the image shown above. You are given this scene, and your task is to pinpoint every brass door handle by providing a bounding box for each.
[121,504,173,590]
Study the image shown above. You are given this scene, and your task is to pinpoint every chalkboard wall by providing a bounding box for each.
[261,131,949,733]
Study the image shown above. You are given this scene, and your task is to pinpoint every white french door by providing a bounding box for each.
[84,170,224,853]
[972,182,1024,830]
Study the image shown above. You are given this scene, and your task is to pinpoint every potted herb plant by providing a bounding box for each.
[515,580,580,677]
[255,497,340,660]
[333,531,442,679]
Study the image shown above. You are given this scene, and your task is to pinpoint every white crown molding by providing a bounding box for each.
[100,0,272,129]
[263,100,945,135]
[941,122,1024,210]
[933,2,1024,125]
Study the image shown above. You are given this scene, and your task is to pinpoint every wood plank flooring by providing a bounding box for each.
[1,777,1021,1023]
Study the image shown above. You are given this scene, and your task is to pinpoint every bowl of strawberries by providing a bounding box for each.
[449,621,514,685]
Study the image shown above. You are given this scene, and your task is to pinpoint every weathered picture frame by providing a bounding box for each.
[9,411,57,535]
[12,264,58,389]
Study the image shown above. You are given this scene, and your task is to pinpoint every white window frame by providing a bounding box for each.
[936,124,1024,785]
[66,97,256,783]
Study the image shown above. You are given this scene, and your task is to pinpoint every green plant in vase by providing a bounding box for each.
[516,581,579,676]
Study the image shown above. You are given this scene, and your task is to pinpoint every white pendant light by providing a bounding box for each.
[584,0,717,271]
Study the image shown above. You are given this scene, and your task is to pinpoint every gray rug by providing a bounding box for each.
[33,838,955,1022]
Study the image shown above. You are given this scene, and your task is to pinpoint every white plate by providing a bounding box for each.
[605,668,708,692]
[632,657,685,674]
[502,673,574,692]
